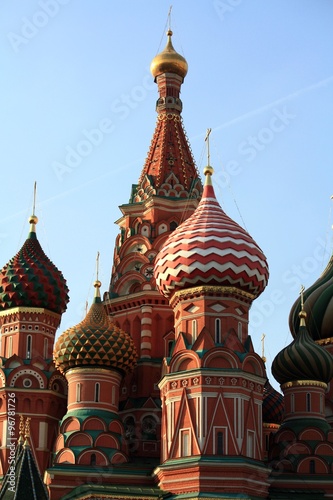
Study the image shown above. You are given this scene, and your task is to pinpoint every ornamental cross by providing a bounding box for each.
[205,128,212,166]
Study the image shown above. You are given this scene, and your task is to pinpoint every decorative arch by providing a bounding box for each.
[118,235,151,260]
[299,427,325,442]
[203,348,238,369]
[110,451,127,464]
[78,449,108,466]
[298,456,328,474]
[67,432,93,447]
[109,420,123,434]
[170,351,200,373]
[275,429,296,443]
[8,367,46,389]
[117,252,149,275]
[95,433,119,449]
[48,373,68,395]
[242,354,265,377]
[82,417,106,432]
[62,417,80,433]
[113,271,146,295]
[56,448,75,464]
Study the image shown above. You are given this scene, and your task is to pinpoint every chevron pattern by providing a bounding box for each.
[154,183,269,299]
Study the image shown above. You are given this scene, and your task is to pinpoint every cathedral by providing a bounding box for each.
[0,28,333,500]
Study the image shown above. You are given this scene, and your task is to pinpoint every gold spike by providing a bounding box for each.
[18,415,25,443]
[299,284,307,326]
[261,333,266,363]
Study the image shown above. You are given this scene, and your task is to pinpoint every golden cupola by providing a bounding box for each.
[150,29,188,80]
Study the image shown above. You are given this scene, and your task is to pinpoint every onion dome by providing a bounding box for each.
[54,281,137,374]
[0,214,69,314]
[289,254,333,340]
[154,166,269,300]
[150,29,188,80]
[272,310,333,385]
[263,380,284,424]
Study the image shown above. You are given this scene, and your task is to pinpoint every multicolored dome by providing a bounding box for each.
[272,311,333,385]
[0,215,69,315]
[262,380,284,424]
[289,254,333,341]
[154,166,269,300]
[150,30,188,80]
[54,281,137,374]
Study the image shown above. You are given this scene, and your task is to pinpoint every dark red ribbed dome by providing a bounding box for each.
[0,218,69,314]
[154,167,269,300]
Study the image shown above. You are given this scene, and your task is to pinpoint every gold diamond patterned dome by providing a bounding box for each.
[150,29,188,80]
[54,281,137,374]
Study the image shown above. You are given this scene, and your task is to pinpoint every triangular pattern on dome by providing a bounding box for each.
[0,230,69,314]
[54,293,137,374]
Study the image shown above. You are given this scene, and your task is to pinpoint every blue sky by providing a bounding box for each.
[0,1,332,386]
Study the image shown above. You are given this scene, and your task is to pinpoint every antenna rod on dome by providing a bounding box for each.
[261,333,266,363]
[300,284,305,309]
[205,128,212,166]
[96,251,100,282]
[168,5,172,30]
[32,181,37,215]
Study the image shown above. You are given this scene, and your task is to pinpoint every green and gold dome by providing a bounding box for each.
[54,281,137,374]
[150,29,188,80]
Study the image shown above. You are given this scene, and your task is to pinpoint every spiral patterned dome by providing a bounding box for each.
[54,282,137,374]
[0,216,69,315]
[154,167,269,300]
[262,380,284,424]
[272,312,333,385]
[289,255,333,341]
[150,30,188,80]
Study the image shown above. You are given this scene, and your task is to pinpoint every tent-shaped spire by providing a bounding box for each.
[0,417,49,500]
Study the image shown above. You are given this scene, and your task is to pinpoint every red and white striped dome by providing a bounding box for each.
[154,167,269,300]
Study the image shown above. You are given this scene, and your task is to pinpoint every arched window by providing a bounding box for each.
[291,393,295,413]
[43,338,48,358]
[95,383,100,402]
[8,337,13,358]
[237,321,242,340]
[167,340,173,357]
[90,453,96,466]
[215,319,221,344]
[306,393,311,412]
[76,383,81,403]
[170,221,178,231]
[217,432,224,455]
[309,459,315,474]
[192,320,197,341]
[26,335,32,359]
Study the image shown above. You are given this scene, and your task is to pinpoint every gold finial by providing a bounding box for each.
[261,333,266,363]
[29,182,38,232]
[24,417,31,445]
[203,129,214,185]
[168,5,172,31]
[18,415,25,443]
[299,284,307,326]
[94,252,101,299]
